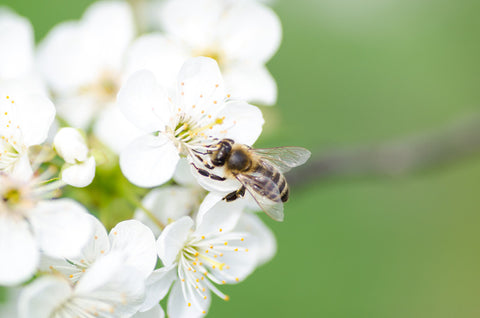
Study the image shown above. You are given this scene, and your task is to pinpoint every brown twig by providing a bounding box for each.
[287,113,480,187]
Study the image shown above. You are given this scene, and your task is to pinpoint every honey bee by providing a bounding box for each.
[191,139,311,221]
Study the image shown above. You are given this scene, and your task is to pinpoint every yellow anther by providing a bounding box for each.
[224,295,230,301]
[241,238,244,241]
[219,228,222,232]
[188,303,191,307]
[235,278,239,282]
[234,248,238,252]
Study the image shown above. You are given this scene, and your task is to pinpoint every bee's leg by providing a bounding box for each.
[193,154,214,170]
[191,163,226,181]
[223,186,246,202]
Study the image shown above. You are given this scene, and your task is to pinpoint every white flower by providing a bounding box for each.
[19,252,147,318]
[0,8,45,94]
[128,0,281,106]
[0,172,93,286]
[133,305,165,318]
[41,216,158,285]
[234,212,277,267]
[54,127,96,187]
[36,1,143,153]
[118,57,264,187]
[142,199,259,318]
[0,83,55,180]
[134,185,204,237]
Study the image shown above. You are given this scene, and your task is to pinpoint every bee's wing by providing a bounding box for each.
[235,173,284,222]
[252,147,311,173]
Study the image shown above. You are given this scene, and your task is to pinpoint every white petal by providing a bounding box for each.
[79,213,111,262]
[109,220,157,279]
[211,101,264,146]
[167,280,210,318]
[218,1,281,63]
[93,105,145,154]
[195,193,244,235]
[29,199,93,259]
[139,265,177,312]
[54,127,88,163]
[14,92,56,147]
[37,1,134,93]
[54,94,100,130]
[61,156,96,188]
[223,64,277,106]
[37,21,97,92]
[156,217,193,266]
[173,157,198,186]
[74,252,146,317]
[191,164,240,193]
[0,216,38,286]
[120,134,179,187]
[134,304,165,318]
[117,70,171,133]
[0,8,34,79]
[10,153,33,181]
[18,275,72,318]
[197,192,223,216]
[209,235,258,284]
[80,1,135,71]
[159,0,223,48]
[177,57,226,115]
[40,213,110,282]
[235,213,277,266]
[134,185,199,237]
[125,33,188,91]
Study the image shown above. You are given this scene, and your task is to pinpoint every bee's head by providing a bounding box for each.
[211,139,234,166]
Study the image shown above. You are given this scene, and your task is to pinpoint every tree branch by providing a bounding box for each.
[287,113,480,187]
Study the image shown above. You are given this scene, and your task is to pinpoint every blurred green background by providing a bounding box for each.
[3,0,480,317]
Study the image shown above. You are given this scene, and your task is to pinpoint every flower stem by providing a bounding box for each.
[123,190,166,230]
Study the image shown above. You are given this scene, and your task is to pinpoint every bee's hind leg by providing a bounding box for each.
[223,186,246,202]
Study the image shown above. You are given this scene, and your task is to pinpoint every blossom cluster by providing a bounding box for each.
[0,1,309,317]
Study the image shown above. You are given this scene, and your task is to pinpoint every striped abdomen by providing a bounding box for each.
[254,162,289,203]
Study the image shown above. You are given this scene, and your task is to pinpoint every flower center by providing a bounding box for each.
[195,49,225,69]
[2,188,21,205]
[78,71,119,104]
[0,179,32,216]
[168,115,225,156]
